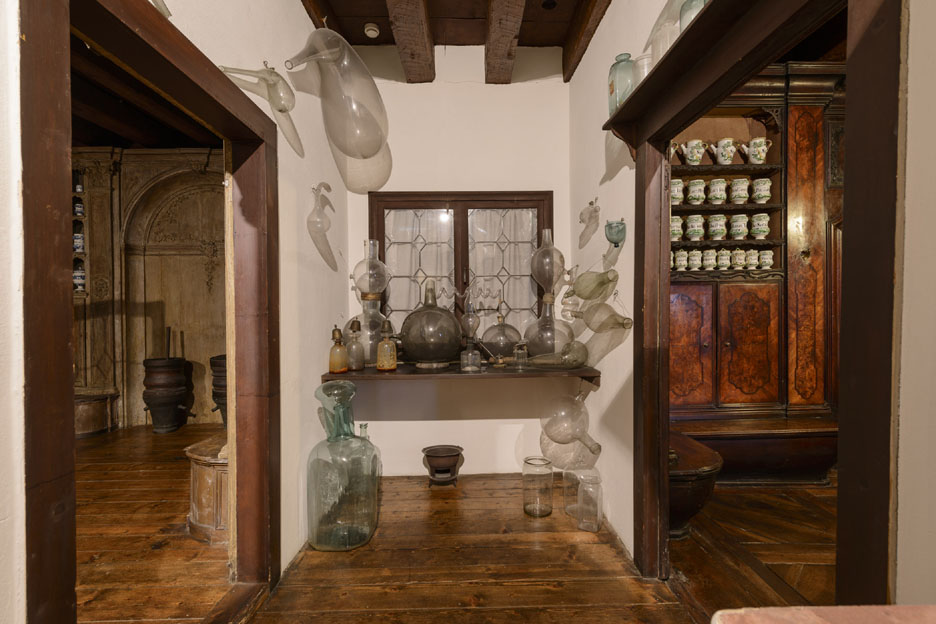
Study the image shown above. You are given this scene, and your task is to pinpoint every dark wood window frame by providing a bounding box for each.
[23,0,280,620]
[605,0,901,604]
[367,191,554,317]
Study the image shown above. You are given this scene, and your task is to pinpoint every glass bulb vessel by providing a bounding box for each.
[531,229,566,295]
[344,299,389,366]
[400,280,463,369]
[524,300,574,357]
[529,340,589,369]
[541,393,601,455]
[680,0,706,32]
[481,314,521,358]
[307,381,381,551]
[570,269,618,302]
[462,300,480,340]
[522,456,553,517]
[352,239,391,299]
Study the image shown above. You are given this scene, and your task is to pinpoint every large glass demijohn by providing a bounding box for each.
[307,380,381,551]
[400,279,463,368]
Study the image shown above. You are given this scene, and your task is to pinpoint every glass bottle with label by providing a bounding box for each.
[328,326,348,374]
[376,319,397,371]
[346,319,365,371]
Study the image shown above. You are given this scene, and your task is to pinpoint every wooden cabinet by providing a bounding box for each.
[717,282,781,405]
[669,284,715,407]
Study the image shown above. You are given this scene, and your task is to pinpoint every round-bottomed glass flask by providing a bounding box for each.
[531,229,566,295]
[481,314,521,358]
[400,280,463,369]
[524,297,574,357]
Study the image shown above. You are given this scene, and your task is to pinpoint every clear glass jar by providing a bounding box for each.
[576,474,603,532]
[513,341,529,370]
[522,456,553,517]
[563,468,600,517]
[308,381,381,551]
[608,53,635,116]
[460,348,481,373]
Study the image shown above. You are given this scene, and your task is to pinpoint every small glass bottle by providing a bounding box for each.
[513,341,529,371]
[328,326,348,374]
[460,345,481,373]
[376,319,397,371]
[346,319,365,371]
[522,456,553,517]
[576,473,603,532]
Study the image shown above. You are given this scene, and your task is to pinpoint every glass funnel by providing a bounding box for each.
[307,381,381,551]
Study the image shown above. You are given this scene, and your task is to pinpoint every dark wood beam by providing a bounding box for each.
[71,38,220,146]
[386,0,435,83]
[299,0,345,37]
[484,0,525,84]
[562,0,612,82]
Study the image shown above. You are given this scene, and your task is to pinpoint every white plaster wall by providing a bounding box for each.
[0,1,25,621]
[167,2,349,571]
[344,45,574,476]
[896,0,936,604]
[568,0,667,554]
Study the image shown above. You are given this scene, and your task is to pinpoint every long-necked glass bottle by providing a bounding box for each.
[344,240,392,366]
[307,381,381,551]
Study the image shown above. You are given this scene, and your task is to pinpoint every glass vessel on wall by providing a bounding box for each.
[608,53,635,115]
[529,340,589,369]
[522,456,553,517]
[531,229,566,295]
[541,393,602,455]
[481,314,521,358]
[524,297,574,357]
[307,381,381,551]
[400,279,463,369]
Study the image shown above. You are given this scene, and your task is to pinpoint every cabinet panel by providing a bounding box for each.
[670,284,715,406]
[718,282,781,404]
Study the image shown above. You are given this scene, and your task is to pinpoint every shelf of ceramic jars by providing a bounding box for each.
[671,164,782,177]
[670,203,783,215]
[321,363,601,387]
[670,239,782,249]
[670,269,784,282]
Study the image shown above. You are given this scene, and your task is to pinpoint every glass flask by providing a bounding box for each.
[524,297,574,357]
[569,269,618,302]
[522,456,553,517]
[531,229,566,295]
[400,279,463,369]
[346,319,365,371]
[460,347,481,373]
[576,473,603,532]
[328,326,348,374]
[575,302,634,334]
[541,393,601,455]
[351,240,392,299]
[481,314,521,358]
[308,381,381,551]
[376,320,397,371]
[608,53,635,115]
[285,29,389,160]
[529,340,589,369]
[604,220,627,248]
[345,299,389,367]
[220,63,303,158]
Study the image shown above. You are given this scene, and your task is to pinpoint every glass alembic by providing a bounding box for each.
[307,381,381,551]
[526,229,574,357]
[345,240,392,366]
[460,299,481,372]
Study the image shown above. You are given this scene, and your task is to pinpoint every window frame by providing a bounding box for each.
[368,191,553,320]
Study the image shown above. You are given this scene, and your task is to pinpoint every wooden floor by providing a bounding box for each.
[76,424,230,623]
[253,474,692,623]
[668,483,837,623]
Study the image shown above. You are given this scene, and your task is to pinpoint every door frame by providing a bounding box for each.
[21,0,280,620]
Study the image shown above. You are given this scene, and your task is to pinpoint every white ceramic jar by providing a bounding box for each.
[688,249,703,271]
[730,248,746,269]
[716,248,731,270]
[709,138,737,165]
[670,215,684,241]
[686,179,706,205]
[707,214,727,240]
[674,249,688,271]
[670,179,684,205]
[740,136,773,164]
[730,178,750,204]
[752,178,772,204]
[745,249,760,269]
[702,249,717,270]
[708,178,727,204]
[729,214,749,240]
[750,213,770,240]
[759,249,775,269]
[680,139,707,166]
[73,232,85,254]
[685,214,705,241]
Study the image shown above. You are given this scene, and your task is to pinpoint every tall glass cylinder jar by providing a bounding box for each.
[576,474,603,532]
[522,456,553,517]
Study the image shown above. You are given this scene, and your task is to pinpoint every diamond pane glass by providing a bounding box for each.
[386,209,418,242]
[420,209,454,243]
[469,242,502,277]
[469,209,503,242]
[383,208,455,317]
[385,243,418,276]
[503,209,536,241]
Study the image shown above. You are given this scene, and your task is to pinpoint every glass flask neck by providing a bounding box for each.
[365,239,379,259]
[323,401,356,441]
[424,280,438,307]
[541,229,554,246]
[541,301,555,320]
[362,299,381,312]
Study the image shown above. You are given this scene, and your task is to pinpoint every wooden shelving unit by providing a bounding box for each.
[670,239,781,249]
[322,364,601,387]
[670,203,782,215]
[671,164,781,177]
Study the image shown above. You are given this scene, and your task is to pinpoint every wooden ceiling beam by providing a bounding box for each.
[386,0,435,83]
[71,41,219,146]
[299,0,346,38]
[562,0,613,82]
[484,0,525,84]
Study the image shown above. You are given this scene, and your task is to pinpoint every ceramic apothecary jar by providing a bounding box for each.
[709,138,737,165]
[687,249,703,271]
[685,215,705,241]
[752,178,772,204]
[702,249,717,271]
[707,214,727,240]
[708,178,727,204]
[716,248,731,270]
[745,249,760,270]
[670,216,684,241]
[680,140,707,166]
[730,178,750,204]
[730,248,747,269]
[759,249,775,269]
[670,179,684,205]
[674,249,688,271]
[686,179,706,205]
[729,214,749,240]
[750,213,770,240]
[740,136,773,164]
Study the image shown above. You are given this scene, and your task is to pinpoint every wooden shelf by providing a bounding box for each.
[671,269,783,282]
[671,164,781,177]
[670,203,782,214]
[322,364,601,387]
[671,239,782,249]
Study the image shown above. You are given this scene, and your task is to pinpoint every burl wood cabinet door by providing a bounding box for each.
[670,284,715,406]
[718,282,781,405]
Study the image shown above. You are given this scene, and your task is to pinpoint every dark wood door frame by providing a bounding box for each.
[22,0,280,620]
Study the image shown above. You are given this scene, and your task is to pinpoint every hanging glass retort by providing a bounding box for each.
[529,340,589,369]
[219,62,304,158]
[539,392,602,471]
[344,240,392,366]
[573,302,634,333]
[285,29,389,160]
[564,269,618,303]
[400,279,463,369]
[308,381,381,551]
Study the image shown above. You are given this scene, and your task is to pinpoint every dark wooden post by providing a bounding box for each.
[633,141,671,579]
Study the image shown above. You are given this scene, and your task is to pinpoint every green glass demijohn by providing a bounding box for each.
[307,380,381,551]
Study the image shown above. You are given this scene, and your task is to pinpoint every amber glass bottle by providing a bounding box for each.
[328,326,349,374]
[376,320,397,371]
